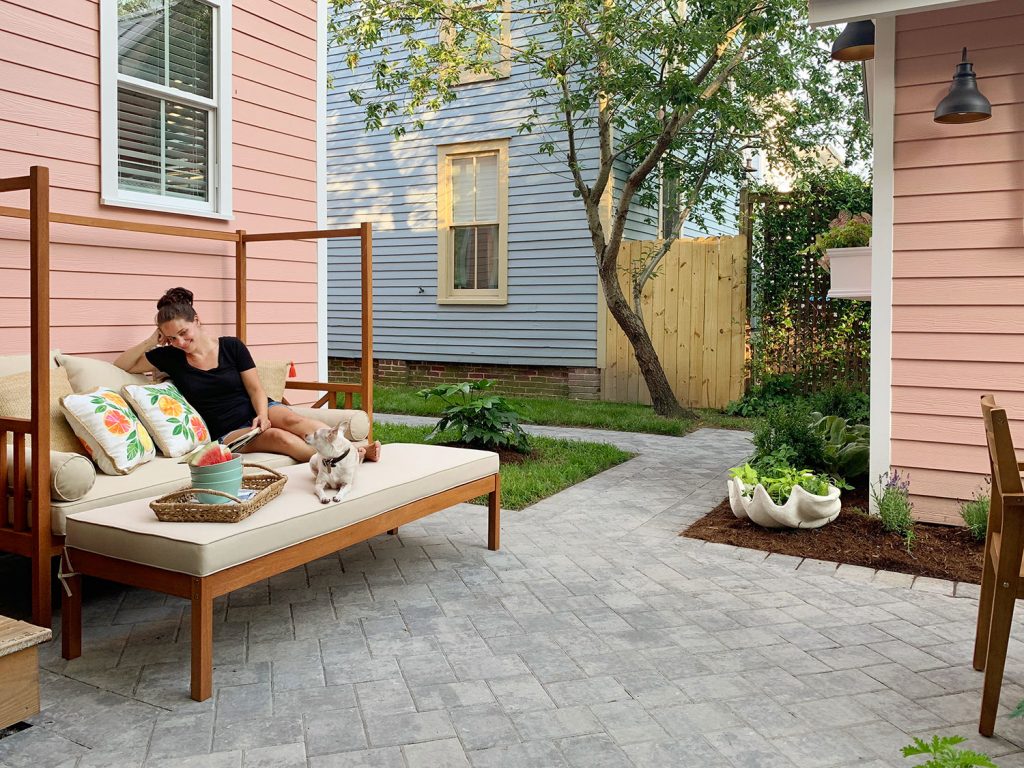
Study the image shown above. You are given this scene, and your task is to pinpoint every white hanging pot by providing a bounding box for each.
[728,477,841,529]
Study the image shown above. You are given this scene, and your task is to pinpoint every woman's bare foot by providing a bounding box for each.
[358,440,382,463]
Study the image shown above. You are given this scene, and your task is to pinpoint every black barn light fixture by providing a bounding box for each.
[934,48,992,124]
[830,20,875,61]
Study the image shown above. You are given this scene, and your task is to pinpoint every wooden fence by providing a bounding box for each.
[601,235,747,409]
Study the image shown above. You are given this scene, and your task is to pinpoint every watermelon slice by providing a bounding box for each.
[191,443,234,467]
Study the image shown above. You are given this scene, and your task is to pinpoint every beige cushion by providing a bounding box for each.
[5,448,96,503]
[122,382,211,458]
[255,360,288,401]
[65,443,498,575]
[60,388,157,475]
[0,349,61,377]
[50,451,298,535]
[290,407,370,442]
[0,368,83,454]
[57,354,150,393]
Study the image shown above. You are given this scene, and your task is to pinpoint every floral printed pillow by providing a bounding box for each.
[121,382,210,458]
[59,388,156,475]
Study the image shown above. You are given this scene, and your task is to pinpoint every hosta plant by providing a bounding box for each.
[417,380,530,453]
[809,411,869,482]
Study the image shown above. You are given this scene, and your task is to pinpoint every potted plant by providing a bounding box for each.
[727,458,842,529]
[805,211,872,301]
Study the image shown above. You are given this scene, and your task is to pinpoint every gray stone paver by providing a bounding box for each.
[4,420,1024,767]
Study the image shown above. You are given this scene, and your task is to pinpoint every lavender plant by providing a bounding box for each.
[872,469,915,552]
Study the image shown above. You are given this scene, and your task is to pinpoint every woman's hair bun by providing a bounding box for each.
[157,287,194,310]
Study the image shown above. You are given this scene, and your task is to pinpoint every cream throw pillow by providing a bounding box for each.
[59,388,156,475]
[255,360,288,401]
[0,368,83,454]
[57,353,150,393]
[122,382,210,458]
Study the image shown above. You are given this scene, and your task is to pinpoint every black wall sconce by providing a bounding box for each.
[934,48,992,124]
[831,20,875,61]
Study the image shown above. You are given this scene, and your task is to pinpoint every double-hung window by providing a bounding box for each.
[437,140,509,304]
[101,0,232,217]
[444,0,512,85]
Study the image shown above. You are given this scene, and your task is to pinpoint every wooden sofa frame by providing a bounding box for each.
[0,166,379,628]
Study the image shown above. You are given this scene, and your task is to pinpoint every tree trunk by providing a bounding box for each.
[599,260,697,420]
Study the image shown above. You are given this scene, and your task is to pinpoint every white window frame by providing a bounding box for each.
[437,139,509,305]
[99,0,233,219]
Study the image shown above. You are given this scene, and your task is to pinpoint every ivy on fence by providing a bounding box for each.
[748,168,872,392]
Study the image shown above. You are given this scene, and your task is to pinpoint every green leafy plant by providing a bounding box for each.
[901,736,996,767]
[872,469,915,552]
[960,484,990,542]
[802,210,873,267]
[726,374,800,418]
[729,458,835,505]
[806,385,870,424]
[752,401,827,471]
[417,380,530,453]
[809,411,869,482]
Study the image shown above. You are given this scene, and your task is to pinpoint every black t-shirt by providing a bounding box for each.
[146,337,257,440]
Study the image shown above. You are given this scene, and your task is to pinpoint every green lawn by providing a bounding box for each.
[373,422,633,510]
[364,385,755,436]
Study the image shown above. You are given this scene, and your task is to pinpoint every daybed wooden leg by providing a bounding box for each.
[488,476,500,551]
[190,578,213,702]
[61,572,81,660]
[387,528,398,535]
[980,583,1016,736]
[974,536,997,671]
[31,553,52,630]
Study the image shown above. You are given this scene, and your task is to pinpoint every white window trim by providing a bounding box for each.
[437,139,509,305]
[99,0,233,219]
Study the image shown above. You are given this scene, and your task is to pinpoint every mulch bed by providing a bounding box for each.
[683,487,985,584]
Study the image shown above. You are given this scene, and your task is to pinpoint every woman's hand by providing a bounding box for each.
[149,328,165,349]
[252,413,271,433]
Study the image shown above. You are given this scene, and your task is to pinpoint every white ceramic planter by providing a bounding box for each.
[728,478,841,529]
[825,246,871,301]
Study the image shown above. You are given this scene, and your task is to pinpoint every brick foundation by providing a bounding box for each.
[328,358,601,400]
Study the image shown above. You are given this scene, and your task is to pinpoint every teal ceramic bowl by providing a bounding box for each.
[190,462,243,504]
[190,453,242,476]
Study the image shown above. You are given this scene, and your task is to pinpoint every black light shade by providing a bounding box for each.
[934,48,992,124]
[831,20,875,61]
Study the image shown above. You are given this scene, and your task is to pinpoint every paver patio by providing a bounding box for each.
[2,421,1024,767]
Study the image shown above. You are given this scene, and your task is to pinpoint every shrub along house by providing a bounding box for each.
[324,11,739,400]
[810,0,1024,523]
[0,0,330,378]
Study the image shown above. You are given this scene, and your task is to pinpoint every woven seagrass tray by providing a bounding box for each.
[150,463,287,523]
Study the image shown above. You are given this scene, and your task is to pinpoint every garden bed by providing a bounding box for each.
[683,489,984,584]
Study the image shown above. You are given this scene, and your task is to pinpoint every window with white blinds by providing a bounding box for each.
[437,140,509,304]
[101,0,231,217]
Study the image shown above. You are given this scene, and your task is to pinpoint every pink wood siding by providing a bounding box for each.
[0,0,320,384]
[892,0,1024,524]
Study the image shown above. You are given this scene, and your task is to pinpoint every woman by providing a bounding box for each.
[114,287,380,463]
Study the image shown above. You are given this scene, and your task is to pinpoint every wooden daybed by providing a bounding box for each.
[0,168,501,664]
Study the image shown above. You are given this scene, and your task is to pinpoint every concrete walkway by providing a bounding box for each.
[3,420,1024,767]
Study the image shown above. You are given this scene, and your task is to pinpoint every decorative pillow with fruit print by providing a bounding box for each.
[121,382,210,458]
[59,388,156,475]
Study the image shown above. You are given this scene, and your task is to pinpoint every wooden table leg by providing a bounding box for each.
[190,578,213,702]
[488,477,500,551]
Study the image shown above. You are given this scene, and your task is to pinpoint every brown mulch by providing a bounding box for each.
[439,441,534,465]
[683,487,985,584]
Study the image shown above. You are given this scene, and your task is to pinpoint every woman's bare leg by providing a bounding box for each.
[267,407,381,462]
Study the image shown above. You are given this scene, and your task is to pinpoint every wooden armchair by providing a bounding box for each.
[974,394,1024,736]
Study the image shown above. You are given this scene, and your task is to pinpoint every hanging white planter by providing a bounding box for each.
[824,246,871,301]
[727,478,841,529]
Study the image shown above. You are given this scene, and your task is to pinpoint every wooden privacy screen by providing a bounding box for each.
[602,235,748,410]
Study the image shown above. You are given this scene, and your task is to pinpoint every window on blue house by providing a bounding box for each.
[437,140,509,304]
[446,0,512,85]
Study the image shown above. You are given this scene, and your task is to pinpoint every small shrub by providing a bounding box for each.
[752,400,827,470]
[809,411,869,482]
[960,487,990,542]
[730,461,834,505]
[901,735,996,767]
[417,380,530,452]
[725,374,799,418]
[807,385,870,425]
[872,469,915,551]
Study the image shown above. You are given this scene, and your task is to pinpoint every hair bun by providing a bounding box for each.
[157,287,194,310]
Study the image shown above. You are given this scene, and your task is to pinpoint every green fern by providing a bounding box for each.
[901,736,997,767]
